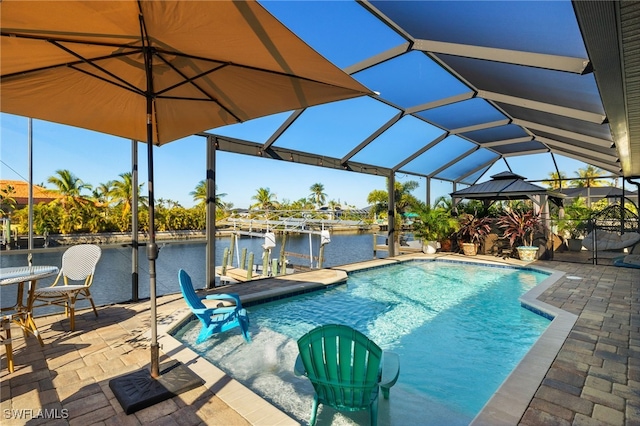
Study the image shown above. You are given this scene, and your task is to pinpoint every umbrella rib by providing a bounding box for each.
[68,65,145,96]
[156,95,227,102]
[1,32,366,96]
[48,40,145,95]
[166,49,367,95]
[0,31,140,50]
[153,53,243,123]
[0,33,146,96]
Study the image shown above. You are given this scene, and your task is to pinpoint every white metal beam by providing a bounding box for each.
[502,149,549,157]
[478,90,606,124]
[536,136,619,163]
[456,157,498,183]
[450,119,511,135]
[481,136,533,147]
[344,42,411,74]
[428,146,478,178]
[341,112,404,164]
[513,119,613,148]
[413,39,591,74]
[551,150,621,174]
[393,132,448,172]
[406,92,475,114]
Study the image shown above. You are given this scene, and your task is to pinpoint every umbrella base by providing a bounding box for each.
[109,360,203,414]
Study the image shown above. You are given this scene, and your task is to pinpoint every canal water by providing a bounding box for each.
[1,232,388,311]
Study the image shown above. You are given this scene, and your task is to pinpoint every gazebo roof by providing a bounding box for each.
[451,171,565,205]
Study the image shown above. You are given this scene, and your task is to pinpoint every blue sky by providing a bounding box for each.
[1,1,603,209]
[1,113,390,209]
[1,113,593,210]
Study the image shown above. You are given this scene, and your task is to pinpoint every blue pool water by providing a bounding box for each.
[172,260,550,425]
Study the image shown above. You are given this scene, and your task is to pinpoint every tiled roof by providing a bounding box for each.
[0,179,62,206]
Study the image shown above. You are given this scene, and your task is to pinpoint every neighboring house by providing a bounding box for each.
[0,179,62,209]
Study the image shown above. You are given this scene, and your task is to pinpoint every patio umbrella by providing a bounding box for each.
[1,0,370,412]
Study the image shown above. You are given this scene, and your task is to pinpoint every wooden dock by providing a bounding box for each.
[215,266,253,283]
[374,244,424,254]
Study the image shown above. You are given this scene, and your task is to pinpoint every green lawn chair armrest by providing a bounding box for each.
[380,351,400,399]
[293,354,307,377]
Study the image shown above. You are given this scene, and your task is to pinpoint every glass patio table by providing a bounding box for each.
[1,265,58,372]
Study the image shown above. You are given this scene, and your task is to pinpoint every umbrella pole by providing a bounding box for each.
[145,105,160,379]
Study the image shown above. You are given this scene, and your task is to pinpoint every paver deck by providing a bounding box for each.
[1,254,638,425]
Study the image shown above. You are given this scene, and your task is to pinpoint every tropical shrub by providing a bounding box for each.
[456,213,492,244]
[497,210,543,247]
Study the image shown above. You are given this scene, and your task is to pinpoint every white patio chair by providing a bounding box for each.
[32,244,102,331]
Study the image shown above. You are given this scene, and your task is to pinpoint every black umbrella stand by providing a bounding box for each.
[109,135,202,414]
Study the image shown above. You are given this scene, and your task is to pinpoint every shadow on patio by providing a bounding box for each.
[1,256,638,425]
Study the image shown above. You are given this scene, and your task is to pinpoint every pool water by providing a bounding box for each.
[172,260,550,425]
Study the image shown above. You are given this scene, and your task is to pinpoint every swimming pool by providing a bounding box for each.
[172,260,551,425]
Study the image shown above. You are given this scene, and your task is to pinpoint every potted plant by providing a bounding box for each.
[557,199,590,251]
[456,213,492,256]
[497,210,543,261]
[558,219,587,251]
[412,204,459,253]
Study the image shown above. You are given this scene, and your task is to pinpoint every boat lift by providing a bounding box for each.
[217,218,332,282]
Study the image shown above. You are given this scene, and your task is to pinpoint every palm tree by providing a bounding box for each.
[0,183,17,218]
[366,189,388,218]
[290,197,314,210]
[48,169,92,200]
[47,169,93,232]
[571,165,607,188]
[92,180,114,205]
[543,171,568,190]
[109,172,147,231]
[250,187,278,210]
[309,183,327,209]
[190,180,227,208]
[393,180,420,213]
[366,179,420,241]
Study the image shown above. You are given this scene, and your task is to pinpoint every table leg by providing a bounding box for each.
[26,279,44,346]
[11,280,45,347]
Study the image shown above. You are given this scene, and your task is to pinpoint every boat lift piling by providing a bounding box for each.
[216,218,334,282]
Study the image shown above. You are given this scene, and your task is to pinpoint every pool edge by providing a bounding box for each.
[471,268,577,426]
[158,311,299,426]
[159,254,571,426]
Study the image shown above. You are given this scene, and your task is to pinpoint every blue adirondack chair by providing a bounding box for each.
[178,269,251,344]
[294,324,399,426]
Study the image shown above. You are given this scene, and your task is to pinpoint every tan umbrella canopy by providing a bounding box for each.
[1,0,370,411]
[1,1,369,144]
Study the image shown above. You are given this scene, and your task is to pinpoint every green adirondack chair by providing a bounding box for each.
[294,324,400,426]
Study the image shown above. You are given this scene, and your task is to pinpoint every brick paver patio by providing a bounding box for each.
[1,255,638,425]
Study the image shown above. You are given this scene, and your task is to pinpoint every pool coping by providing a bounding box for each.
[157,253,573,425]
[471,266,575,425]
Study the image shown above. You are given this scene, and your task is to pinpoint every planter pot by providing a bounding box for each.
[462,242,478,256]
[517,246,538,261]
[567,238,583,252]
[423,241,439,254]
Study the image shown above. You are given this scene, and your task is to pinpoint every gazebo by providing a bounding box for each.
[451,171,566,258]
[451,171,565,213]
